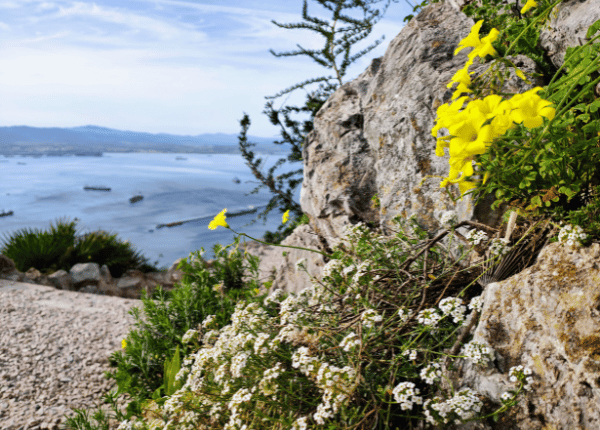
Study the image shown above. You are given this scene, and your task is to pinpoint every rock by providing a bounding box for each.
[0,254,16,273]
[23,267,51,287]
[240,225,329,295]
[47,270,73,291]
[301,1,516,256]
[441,242,600,429]
[539,0,600,69]
[69,263,101,289]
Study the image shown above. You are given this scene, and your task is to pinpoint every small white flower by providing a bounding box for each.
[361,309,383,329]
[202,315,216,329]
[181,329,199,344]
[420,362,442,384]
[392,381,423,410]
[466,229,488,245]
[417,308,442,327]
[461,341,494,366]
[339,332,361,352]
[440,210,458,227]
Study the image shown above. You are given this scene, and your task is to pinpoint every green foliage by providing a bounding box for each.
[110,215,536,429]
[463,0,557,75]
[97,240,261,420]
[476,20,600,236]
[0,217,163,277]
[151,346,183,404]
[238,0,398,245]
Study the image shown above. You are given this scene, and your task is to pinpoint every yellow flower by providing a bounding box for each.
[455,20,484,55]
[121,339,127,349]
[469,28,499,60]
[521,0,537,14]
[208,209,229,230]
[508,87,555,128]
[282,209,290,224]
[515,68,527,81]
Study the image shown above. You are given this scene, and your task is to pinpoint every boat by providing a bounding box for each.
[175,156,187,160]
[83,186,111,191]
[17,162,26,165]
[0,210,13,217]
[129,195,144,204]
[233,176,241,184]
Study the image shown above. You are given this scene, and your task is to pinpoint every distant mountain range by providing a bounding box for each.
[0,125,285,156]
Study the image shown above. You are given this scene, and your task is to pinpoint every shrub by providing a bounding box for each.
[0,217,164,277]
[108,215,535,430]
[63,238,263,429]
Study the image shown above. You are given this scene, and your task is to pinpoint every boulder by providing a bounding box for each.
[23,267,52,287]
[47,270,73,291]
[69,263,101,288]
[0,254,16,273]
[539,0,600,69]
[441,242,600,429]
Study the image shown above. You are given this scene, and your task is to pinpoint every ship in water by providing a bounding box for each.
[0,210,14,217]
[83,186,111,191]
[175,156,187,160]
[233,176,241,184]
[129,195,144,204]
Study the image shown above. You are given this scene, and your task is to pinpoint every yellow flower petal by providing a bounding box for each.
[208,208,229,230]
[282,210,290,224]
[122,339,127,349]
[521,0,537,14]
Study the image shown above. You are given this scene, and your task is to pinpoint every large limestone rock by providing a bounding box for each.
[240,224,329,295]
[300,1,536,255]
[69,262,101,288]
[539,0,600,69]
[441,242,600,429]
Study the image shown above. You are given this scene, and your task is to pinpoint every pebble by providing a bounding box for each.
[0,285,142,430]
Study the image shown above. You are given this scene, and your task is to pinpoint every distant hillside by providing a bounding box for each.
[0,125,280,155]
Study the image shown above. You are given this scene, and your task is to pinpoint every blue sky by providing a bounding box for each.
[0,0,412,137]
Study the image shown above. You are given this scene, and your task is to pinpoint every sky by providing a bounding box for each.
[0,0,413,137]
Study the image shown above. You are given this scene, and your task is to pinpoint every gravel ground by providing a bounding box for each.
[0,281,142,430]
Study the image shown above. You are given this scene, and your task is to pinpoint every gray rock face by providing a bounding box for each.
[69,263,101,286]
[241,225,329,295]
[301,1,513,254]
[442,242,600,429]
[539,0,600,68]
[0,254,16,273]
[48,270,73,291]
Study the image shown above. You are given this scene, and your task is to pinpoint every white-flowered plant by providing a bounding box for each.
[420,362,443,385]
[112,214,533,430]
[438,297,467,324]
[181,329,199,345]
[392,381,423,410]
[489,237,511,256]
[466,229,488,245]
[461,340,495,366]
[558,224,587,247]
[440,210,458,227]
[361,309,383,329]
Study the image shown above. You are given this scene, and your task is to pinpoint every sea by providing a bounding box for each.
[0,152,304,271]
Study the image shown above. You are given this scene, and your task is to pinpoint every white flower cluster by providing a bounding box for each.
[253,332,271,355]
[291,417,308,430]
[403,349,418,361]
[231,352,249,378]
[420,362,442,385]
[322,258,345,279]
[392,381,423,410]
[259,362,283,396]
[181,329,199,344]
[468,295,484,313]
[264,288,285,306]
[339,332,361,352]
[361,309,383,329]
[438,297,466,324]
[500,365,534,404]
[461,341,495,366]
[558,224,587,247]
[417,308,442,327]
[423,388,482,425]
[466,229,488,245]
[489,238,511,256]
[202,314,216,329]
[398,307,414,323]
[509,365,533,390]
[440,210,458,227]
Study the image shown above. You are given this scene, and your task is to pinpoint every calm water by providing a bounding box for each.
[0,152,303,270]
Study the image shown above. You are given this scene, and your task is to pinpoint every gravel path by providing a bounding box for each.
[0,281,142,430]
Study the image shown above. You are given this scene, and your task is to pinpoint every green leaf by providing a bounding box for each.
[590,99,600,113]
[586,19,600,39]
